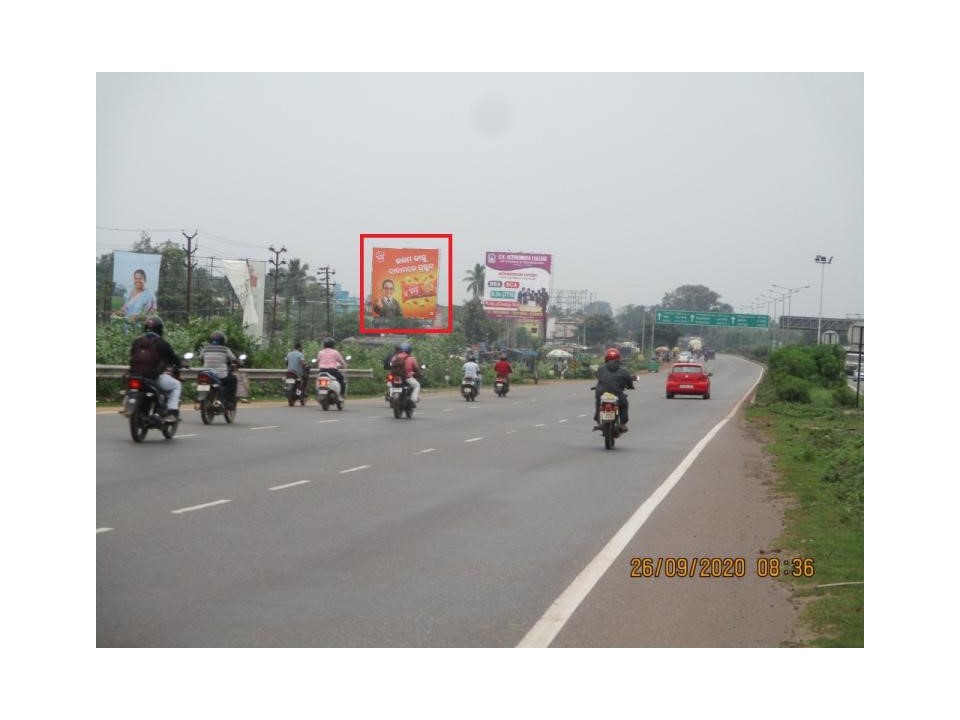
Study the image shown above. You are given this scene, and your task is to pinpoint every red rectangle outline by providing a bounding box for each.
[359,234,454,335]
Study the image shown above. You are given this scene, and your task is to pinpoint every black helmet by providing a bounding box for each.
[323,337,335,348]
[144,316,164,336]
[398,341,412,353]
[210,331,227,346]
[467,354,476,362]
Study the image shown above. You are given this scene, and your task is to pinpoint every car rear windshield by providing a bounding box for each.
[672,366,701,374]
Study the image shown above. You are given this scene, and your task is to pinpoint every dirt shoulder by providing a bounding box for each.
[553,402,800,647]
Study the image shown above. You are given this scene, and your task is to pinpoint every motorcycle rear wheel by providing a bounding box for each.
[321,397,330,411]
[224,404,236,423]
[393,399,403,419]
[200,400,213,425]
[162,419,178,439]
[405,404,413,419]
[129,412,148,443]
[603,423,615,450]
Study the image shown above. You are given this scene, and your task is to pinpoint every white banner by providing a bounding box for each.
[223,260,267,342]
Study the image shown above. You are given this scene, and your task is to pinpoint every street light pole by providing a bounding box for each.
[268,245,287,340]
[772,283,810,319]
[814,255,833,344]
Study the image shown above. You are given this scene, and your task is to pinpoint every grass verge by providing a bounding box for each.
[747,384,864,647]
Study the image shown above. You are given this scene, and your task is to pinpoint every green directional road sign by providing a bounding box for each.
[655,309,768,328]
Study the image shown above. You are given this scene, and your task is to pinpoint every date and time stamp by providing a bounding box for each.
[629,556,816,579]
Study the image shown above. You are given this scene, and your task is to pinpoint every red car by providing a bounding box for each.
[666,363,712,399]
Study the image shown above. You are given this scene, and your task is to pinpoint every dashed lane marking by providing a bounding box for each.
[415,448,436,454]
[465,437,483,443]
[171,499,232,514]
[269,480,311,491]
[340,465,371,474]
[97,528,114,534]
[250,426,280,431]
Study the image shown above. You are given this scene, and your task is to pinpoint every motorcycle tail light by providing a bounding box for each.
[386,373,394,382]
[319,379,329,387]
[198,373,211,383]
[127,377,142,390]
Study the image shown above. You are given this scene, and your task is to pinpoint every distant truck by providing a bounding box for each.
[845,348,864,376]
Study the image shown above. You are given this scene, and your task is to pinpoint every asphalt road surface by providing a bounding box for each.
[97,354,794,647]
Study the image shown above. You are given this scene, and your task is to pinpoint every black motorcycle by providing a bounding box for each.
[123,370,183,442]
[387,364,425,419]
[192,353,246,424]
[285,367,309,406]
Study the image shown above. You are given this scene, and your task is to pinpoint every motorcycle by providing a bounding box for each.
[123,361,188,443]
[314,356,350,411]
[592,386,623,450]
[461,376,478,402]
[285,367,309,406]
[192,352,246,424]
[387,364,425,419]
[494,375,509,397]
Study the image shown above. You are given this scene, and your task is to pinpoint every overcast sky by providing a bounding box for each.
[97,72,862,321]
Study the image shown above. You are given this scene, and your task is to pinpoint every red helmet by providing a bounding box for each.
[604,348,621,362]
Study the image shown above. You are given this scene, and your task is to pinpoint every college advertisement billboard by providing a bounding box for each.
[482,251,552,322]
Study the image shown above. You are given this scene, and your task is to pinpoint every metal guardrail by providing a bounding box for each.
[96,365,374,380]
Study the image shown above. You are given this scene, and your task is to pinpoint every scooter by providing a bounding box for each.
[285,367,309,406]
[192,352,246,424]
[461,376,478,402]
[313,355,350,411]
[494,375,509,397]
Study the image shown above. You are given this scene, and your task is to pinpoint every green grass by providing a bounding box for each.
[747,384,864,647]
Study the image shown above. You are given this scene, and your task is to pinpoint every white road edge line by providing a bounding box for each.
[171,499,232,514]
[517,370,764,648]
[465,437,483,443]
[97,528,114,534]
[340,465,371,474]
[269,480,311,491]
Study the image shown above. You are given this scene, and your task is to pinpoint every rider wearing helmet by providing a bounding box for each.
[593,347,635,432]
[199,330,240,409]
[494,352,513,391]
[462,353,481,393]
[390,341,423,404]
[129,316,183,422]
[316,337,348,398]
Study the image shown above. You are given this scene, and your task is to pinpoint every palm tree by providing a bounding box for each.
[463,263,486,300]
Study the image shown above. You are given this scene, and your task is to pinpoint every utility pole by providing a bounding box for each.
[182,230,198,318]
[317,266,335,337]
[268,245,287,339]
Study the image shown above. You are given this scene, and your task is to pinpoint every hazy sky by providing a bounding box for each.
[97,73,862,321]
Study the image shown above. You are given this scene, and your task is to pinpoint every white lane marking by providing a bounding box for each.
[171,499,232,514]
[558,419,568,423]
[577,414,587,418]
[415,448,436,454]
[534,423,546,427]
[97,528,114,534]
[250,426,280,431]
[269,480,311,491]
[465,437,483,443]
[177,433,199,438]
[316,419,339,424]
[506,430,517,434]
[367,416,383,419]
[340,465,371,474]
[517,369,764,648]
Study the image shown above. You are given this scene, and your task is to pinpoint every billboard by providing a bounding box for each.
[111,251,163,323]
[482,251,552,322]
[359,234,453,334]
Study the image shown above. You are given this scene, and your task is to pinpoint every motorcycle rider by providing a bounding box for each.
[129,316,183,422]
[462,353,481,393]
[593,348,635,433]
[286,340,308,393]
[494,352,513,392]
[199,331,240,409]
[316,337,348,398]
[391,341,422,405]
[383,343,402,401]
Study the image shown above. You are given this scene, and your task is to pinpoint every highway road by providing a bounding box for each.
[97,354,786,647]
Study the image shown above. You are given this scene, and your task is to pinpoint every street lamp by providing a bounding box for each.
[815,255,833,344]
[771,283,810,319]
